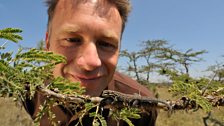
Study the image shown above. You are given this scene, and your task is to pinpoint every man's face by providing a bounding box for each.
[46,0,122,96]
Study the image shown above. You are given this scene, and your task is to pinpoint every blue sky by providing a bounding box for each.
[1,0,224,78]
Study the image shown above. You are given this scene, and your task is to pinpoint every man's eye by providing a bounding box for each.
[65,38,82,43]
[97,41,117,51]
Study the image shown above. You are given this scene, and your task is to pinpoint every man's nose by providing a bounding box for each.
[76,43,102,71]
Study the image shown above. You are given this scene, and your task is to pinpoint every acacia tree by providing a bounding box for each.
[119,40,171,84]
[207,61,224,83]
[120,50,142,82]
[119,40,207,84]
[36,39,45,50]
[156,48,207,75]
[138,40,172,83]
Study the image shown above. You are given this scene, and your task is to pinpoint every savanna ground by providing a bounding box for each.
[155,85,224,126]
[0,85,223,126]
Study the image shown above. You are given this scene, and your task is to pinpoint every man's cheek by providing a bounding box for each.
[53,63,65,77]
[108,56,119,67]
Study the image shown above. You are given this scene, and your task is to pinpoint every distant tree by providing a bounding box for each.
[138,40,171,82]
[207,61,224,83]
[157,48,207,75]
[120,50,142,82]
[120,40,171,84]
[36,39,45,50]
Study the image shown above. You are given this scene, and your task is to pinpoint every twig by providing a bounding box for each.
[37,87,103,104]
[201,73,217,96]
[37,87,224,112]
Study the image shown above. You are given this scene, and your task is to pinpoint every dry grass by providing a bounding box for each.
[0,98,33,126]
[0,85,223,126]
[156,85,224,126]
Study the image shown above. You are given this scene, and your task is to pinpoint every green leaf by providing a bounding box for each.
[0,61,8,71]
[0,28,23,43]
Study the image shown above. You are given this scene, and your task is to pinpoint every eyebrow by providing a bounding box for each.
[58,24,120,43]
[59,24,80,34]
[102,29,120,43]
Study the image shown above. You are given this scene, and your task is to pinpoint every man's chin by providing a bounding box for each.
[83,88,101,97]
[81,84,106,96]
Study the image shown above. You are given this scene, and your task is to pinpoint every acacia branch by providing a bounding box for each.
[37,87,103,104]
[37,87,224,112]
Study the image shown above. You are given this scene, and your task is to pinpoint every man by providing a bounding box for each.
[24,0,157,125]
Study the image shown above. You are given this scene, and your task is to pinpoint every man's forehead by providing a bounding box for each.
[57,0,109,7]
[53,0,122,39]
[55,0,120,21]
[90,0,98,4]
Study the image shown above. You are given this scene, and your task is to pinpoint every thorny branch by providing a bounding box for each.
[37,87,224,112]
[37,87,103,104]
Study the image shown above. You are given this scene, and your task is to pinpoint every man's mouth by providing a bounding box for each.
[69,73,102,84]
